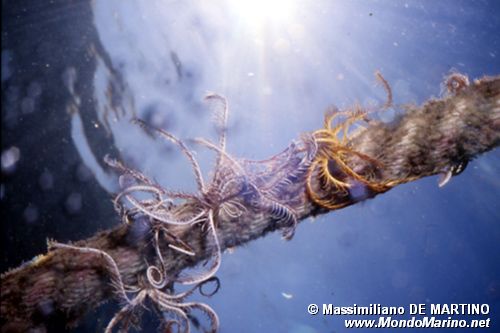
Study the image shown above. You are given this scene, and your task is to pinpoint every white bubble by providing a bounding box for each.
[21,97,35,114]
[27,81,42,98]
[77,164,93,182]
[23,205,39,224]
[65,192,82,214]
[1,50,13,83]
[39,170,54,190]
[1,146,20,172]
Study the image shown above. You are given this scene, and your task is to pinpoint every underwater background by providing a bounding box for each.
[2,0,499,332]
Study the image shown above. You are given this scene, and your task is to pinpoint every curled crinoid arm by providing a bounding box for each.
[146,261,168,290]
[146,220,202,289]
[161,277,220,303]
[318,107,367,145]
[438,159,469,187]
[278,135,317,188]
[204,93,229,156]
[106,155,197,226]
[320,145,385,185]
[306,159,351,210]
[113,185,164,211]
[105,290,147,333]
[271,201,298,240]
[239,176,299,240]
[151,287,220,333]
[155,297,191,333]
[165,232,197,257]
[317,158,351,190]
[237,146,301,193]
[219,199,247,219]
[115,184,205,229]
[132,118,206,193]
[322,105,342,131]
[123,193,198,226]
[114,185,184,226]
[146,228,169,290]
[176,210,221,285]
[47,241,132,307]
[191,137,247,177]
[216,180,247,219]
[375,70,393,110]
[192,137,298,232]
[104,154,159,188]
[147,289,191,333]
[300,132,319,161]
[307,107,396,210]
[309,143,389,205]
[236,140,300,184]
[106,276,220,333]
[190,138,253,202]
[194,136,302,239]
[445,72,470,94]
[155,221,197,257]
[105,154,195,202]
[262,134,319,200]
[176,301,219,333]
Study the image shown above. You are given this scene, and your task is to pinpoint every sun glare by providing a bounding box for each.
[227,0,298,31]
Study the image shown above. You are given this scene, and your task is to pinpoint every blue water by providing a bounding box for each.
[2,0,499,332]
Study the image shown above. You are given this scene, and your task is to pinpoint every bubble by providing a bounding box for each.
[23,204,39,224]
[348,180,369,201]
[150,111,166,128]
[378,108,396,123]
[37,299,54,317]
[76,163,93,182]
[337,230,359,248]
[65,192,82,214]
[125,216,151,245]
[39,170,54,191]
[486,280,500,300]
[27,81,42,98]
[119,174,136,189]
[1,49,13,82]
[391,270,410,289]
[142,103,176,130]
[1,146,21,172]
[21,97,35,114]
